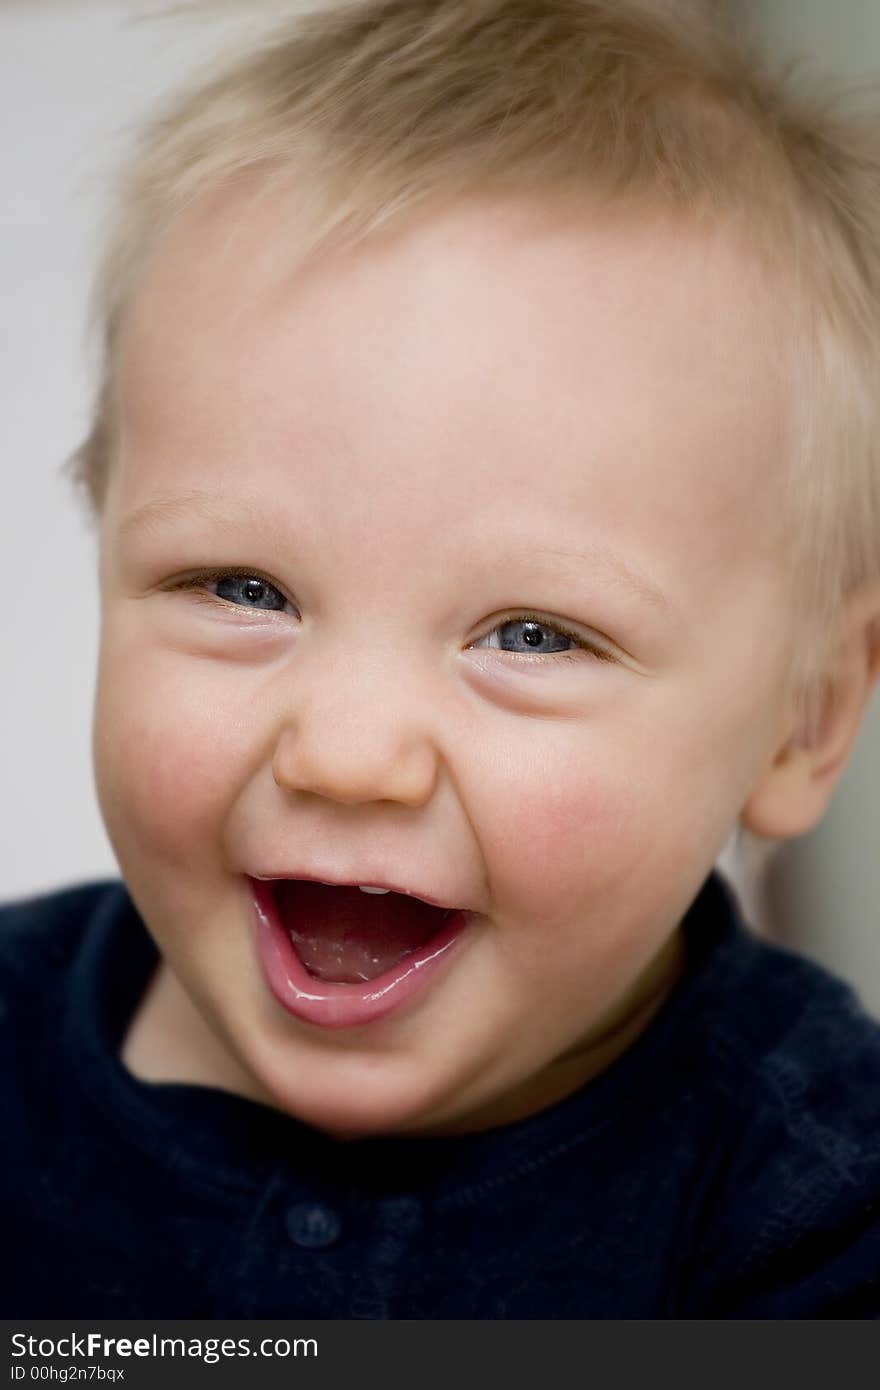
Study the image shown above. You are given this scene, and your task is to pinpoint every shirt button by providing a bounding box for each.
[285,1202,342,1250]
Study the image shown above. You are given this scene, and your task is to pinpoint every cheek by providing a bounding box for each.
[472,736,644,925]
[468,699,732,935]
[92,641,252,866]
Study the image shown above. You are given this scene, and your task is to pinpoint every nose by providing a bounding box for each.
[270,668,440,808]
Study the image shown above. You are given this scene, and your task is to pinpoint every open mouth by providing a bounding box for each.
[271,879,457,984]
[250,877,471,1028]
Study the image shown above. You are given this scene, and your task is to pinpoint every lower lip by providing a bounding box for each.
[249,878,471,1029]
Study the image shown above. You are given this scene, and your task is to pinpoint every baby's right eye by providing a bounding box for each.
[175,570,297,614]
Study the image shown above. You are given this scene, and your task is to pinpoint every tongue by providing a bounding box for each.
[274,880,450,983]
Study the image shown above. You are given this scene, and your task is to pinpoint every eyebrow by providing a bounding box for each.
[120,489,266,540]
[120,489,671,612]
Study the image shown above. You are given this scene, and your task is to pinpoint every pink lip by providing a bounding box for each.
[249,877,471,1029]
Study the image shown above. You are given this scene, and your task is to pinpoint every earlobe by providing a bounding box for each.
[741,578,880,841]
[740,737,827,840]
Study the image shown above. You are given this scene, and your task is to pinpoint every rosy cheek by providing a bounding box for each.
[483,761,642,925]
[94,661,246,864]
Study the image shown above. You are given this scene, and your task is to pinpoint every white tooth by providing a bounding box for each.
[358,885,391,894]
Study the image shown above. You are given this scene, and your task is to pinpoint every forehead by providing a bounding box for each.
[115,185,791,611]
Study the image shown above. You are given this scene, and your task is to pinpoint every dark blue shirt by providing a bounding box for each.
[1,871,879,1317]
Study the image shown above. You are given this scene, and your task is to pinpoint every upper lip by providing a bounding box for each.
[250,872,466,913]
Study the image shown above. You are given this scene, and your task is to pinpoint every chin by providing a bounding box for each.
[245,1041,467,1140]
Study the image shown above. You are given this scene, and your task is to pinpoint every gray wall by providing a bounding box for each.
[746,0,880,78]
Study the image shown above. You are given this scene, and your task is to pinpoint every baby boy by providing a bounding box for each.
[3,0,880,1318]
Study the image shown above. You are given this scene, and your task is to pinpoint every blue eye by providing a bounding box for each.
[475,617,614,663]
[175,570,296,613]
[213,574,288,611]
[483,619,574,655]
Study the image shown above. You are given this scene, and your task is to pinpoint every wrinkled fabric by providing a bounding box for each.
[1,871,878,1318]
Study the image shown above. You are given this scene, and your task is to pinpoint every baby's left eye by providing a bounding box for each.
[473,618,614,662]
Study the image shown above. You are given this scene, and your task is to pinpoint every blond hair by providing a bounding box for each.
[69,0,880,750]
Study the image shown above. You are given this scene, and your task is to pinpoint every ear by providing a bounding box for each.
[742,579,880,840]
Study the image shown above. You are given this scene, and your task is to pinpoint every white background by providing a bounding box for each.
[2,0,878,1014]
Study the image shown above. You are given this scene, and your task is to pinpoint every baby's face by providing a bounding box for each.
[94,191,794,1135]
